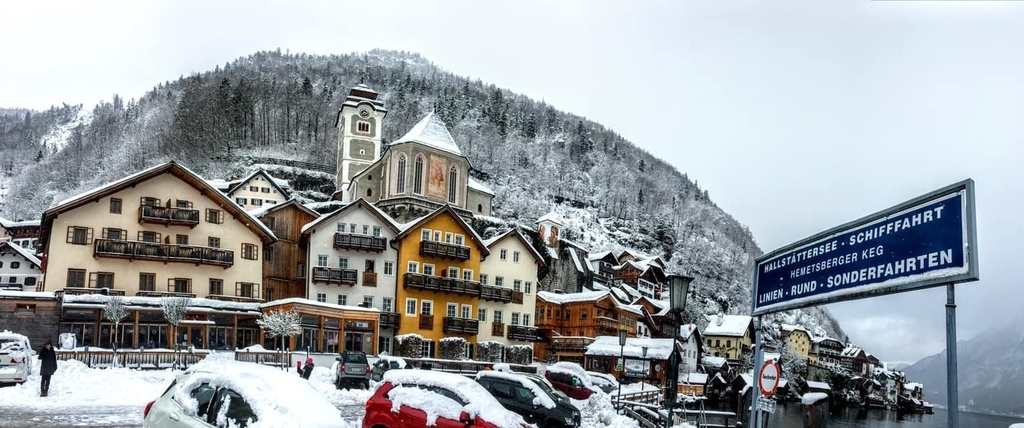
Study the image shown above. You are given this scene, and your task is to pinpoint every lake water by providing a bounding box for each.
[762,403,1024,428]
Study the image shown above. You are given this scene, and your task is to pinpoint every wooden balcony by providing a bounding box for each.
[419,240,470,260]
[136,290,196,298]
[334,233,387,252]
[512,291,524,304]
[507,325,542,342]
[57,287,125,298]
[550,336,594,352]
[481,285,513,303]
[492,322,505,337]
[362,271,378,287]
[207,294,263,303]
[311,267,357,285]
[403,273,481,297]
[138,205,200,227]
[443,317,479,334]
[595,316,619,333]
[94,239,234,267]
[419,314,434,330]
[379,312,399,329]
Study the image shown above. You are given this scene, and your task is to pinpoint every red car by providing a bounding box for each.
[363,369,528,428]
[544,368,595,400]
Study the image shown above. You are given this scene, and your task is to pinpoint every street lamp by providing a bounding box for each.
[665,274,693,428]
[640,345,649,392]
[617,329,627,408]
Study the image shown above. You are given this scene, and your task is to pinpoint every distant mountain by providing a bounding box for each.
[0,49,845,340]
[903,321,1024,416]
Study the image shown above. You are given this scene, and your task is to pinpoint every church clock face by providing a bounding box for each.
[359,109,370,118]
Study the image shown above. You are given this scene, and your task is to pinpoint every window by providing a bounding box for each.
[420,300,433,315]
[462,270,473,281]
[383,298,393,312]
[139,231,160,243]
[249,186,258,192]
[65,269,85,287]
[495,277,504,287]
[9,262,18,269]
[357,120,370,133]
[383,261,395,276]
[513,251,521,263]
[139,273,155,291]
[337,295,348,306]
[264,217,275,230]
[103,228,126,241]
[500,249,508,261]
[727,340,732,348]
[337,223,346,232]
[261,187,271,193]
[396,155,407,193]
[140,197,160,207]
[89,272,114,289]
[67,226,93,245]
[448,165,458,204]
[525,282,532,294]
[513,280,522,292]
[448,267,459,278]
[580,309,588,320]
[444,232,453,243]
[317,255,328,267]
[235,198,247,205]
[241,244,258,260]
[480,274,488,285]
[317,293,327,303]
[405,298,417,315]
[421,340,432,359]
[478,308,486,322]
[109,198,122,214]
[523,314,531,326]
[461,304,471,319]
[447,303,457,318]
[407,261,419,274]
[209,279,223,295]
[175,200,192,208]
[170,278,191,293]
[361,225,368,235]
[511,313,520,326]
[423,264,434,276]
[208,237,220,248]
[454,235,464,245]
[493,310,503,324]
[433,231,441,241]
[338,257,349,269]
[413,157,424,194]
[251,198,263,206]
[564,310,571,320]
[176,235,189,245]
[421,229,431,241]
[363,296,374,308]
[372,226,381,237]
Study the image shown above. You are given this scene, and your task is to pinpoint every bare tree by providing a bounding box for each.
[257,309,302,369]
[160,297,192,369]
[103,296,129,366]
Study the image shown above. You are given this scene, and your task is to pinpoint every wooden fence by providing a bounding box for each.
[233,349,294,368]
[56,349,209,369]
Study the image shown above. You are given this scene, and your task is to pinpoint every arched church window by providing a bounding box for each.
[448,166,458,204]
[367,188,373,197]
[413,156,424,194]
[396,156,407,194]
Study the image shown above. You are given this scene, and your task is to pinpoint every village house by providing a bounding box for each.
[209,169,293,209]
[0,217,41,253]
[476,228,545,358]
[534,289,642,365]
[0,240,42,291]
[584,336,680,386]
[250,199,319,302]
[809,335,845,368]
[839,345,872,376]
[702,313,754,365]
[780,323,812,359]
[534,213,592,294]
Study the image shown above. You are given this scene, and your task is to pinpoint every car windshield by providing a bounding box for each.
[343,353,366,363]
[526,376,568,401]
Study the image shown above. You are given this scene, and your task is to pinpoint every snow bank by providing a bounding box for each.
[802,392,829,405]
[0,359,176,409]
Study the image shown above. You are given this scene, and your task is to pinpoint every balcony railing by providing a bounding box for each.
[511,291,524,304]
[207,294,263,303]
[56,287,125,298]
[443,317,479,334]
[379,312,399,329]
[362,272,378,287]
[419,240,470,260]
[311,267,357,285]
[507,325,542,342]
[94,239,234,267]
[403,273,480,297]
[137,290,197,298]
[419,314,434,330]
[480,285,513,303]
[334,233,387,252]
[491,322,505,336]
[549,336,594,352]
[595,316,619,333]
[138,205,200,227]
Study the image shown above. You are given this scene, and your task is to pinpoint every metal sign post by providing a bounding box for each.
[946,284,959,428]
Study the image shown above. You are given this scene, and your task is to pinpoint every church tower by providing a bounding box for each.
[336,84,387,201]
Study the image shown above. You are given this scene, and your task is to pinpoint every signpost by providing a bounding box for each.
[750,180,978,428]
[758,360,780,397]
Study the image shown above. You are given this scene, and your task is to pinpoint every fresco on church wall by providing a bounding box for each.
[427,154,447,199]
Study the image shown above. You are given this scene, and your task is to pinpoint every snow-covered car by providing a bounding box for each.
[332,350,370,389]
[143,358,344,428]
[544,362,595,400]
[370,355,407,382]
[0,330,33,385]
[475,370,581,427]
[585,371,618,393]
[364,369,530,428]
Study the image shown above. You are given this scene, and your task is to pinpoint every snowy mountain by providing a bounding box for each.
[903,320,1024,416]
[0,49,845,339]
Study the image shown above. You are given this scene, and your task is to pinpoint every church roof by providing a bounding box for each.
[393,112,462,156]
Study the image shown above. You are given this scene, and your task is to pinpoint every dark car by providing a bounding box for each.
[476,371,581,428]
[370,356,408,382]
[333,350,370,389]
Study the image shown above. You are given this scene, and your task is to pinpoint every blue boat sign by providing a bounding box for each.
[752,179,979,316]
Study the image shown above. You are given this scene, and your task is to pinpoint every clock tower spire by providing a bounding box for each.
[335,84,387,201]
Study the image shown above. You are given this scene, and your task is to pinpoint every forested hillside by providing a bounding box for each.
[0,49,844,340]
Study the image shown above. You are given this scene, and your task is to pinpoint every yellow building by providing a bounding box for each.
[702,314,754,363]
[393,205,489,358]
[780,323,811,359]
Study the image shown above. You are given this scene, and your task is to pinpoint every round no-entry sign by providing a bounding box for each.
[758,360,780,396]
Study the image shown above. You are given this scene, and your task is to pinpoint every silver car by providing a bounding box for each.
[0,330,32,385]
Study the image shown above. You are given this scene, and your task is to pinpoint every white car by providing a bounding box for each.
[143,358,344,427]
[0,330,33,385]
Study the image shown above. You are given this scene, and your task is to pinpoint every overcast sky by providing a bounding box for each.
[2,0,1021,364]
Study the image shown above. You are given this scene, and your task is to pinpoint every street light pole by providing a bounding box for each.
[665,274,693,428]
[617,329,627,410]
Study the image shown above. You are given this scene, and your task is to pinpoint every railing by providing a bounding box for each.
[507,325,541,341]
[419,240,470,260]
[311,267,358,285]
[480,285,513,303]
[549,336,594,351]
[207,294,263,303]
[596,316,619,333]
[443,317,479,334]
[234,349,293,368]
[403,273,481,297]
[491,322,505,336]
[362,271,378,286]
[511,291,524,304]
[137,290,196,298]
[94,239,234,267]
[398,357,535,374]
[56,348,210,369]
[379,312,399,329]
[334,233,387,252]
[138,205,200,227]
[57,287,126,298]
[419,314,434,330]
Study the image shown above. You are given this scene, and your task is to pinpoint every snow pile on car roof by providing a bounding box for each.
[179,359,342,427]
[378,355,408,368]
[476,371,556,409]
[383,369,526,428]
[547,362,593,386]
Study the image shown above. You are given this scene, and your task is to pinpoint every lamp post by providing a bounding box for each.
[617,329,627,409]
[665,274,693,428]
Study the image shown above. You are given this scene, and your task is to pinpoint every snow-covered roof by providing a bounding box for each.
[585,336,678,360]
[536,213,564,226]
[392,112,462,156]
[841,346,865,358]
[588,250,613,261]
[682,373,708,385]
[0,241,41,267]
[537,290,607,304]
[262,297,380,313]
[566,247,586,273]
[467,177,494,196]
[300,198,401,235]
[382,369,526,428]
[609,287,630,303]
[0,218,40,229]
[0,290,55,300]
[475,371,556,409]
[781,323,809,335]
[806,380,832,391]
[482,229,545,267]
[62,293,262,312]
[222,169,292,197]
[703,314,753,337]
[679,324,699,341]
[702,356,729,368]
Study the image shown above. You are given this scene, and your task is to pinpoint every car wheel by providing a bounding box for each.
[335,377,343,390]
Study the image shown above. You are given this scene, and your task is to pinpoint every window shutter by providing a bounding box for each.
[86,227,93,244]
[67,226,74,243]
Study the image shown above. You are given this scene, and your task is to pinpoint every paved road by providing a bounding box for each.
[0,403,366,427]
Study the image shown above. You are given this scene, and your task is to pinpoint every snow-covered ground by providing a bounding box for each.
[0,357,665,427]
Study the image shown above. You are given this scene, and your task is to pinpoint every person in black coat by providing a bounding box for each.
[301,357,314,380]
[39,341,57,397]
